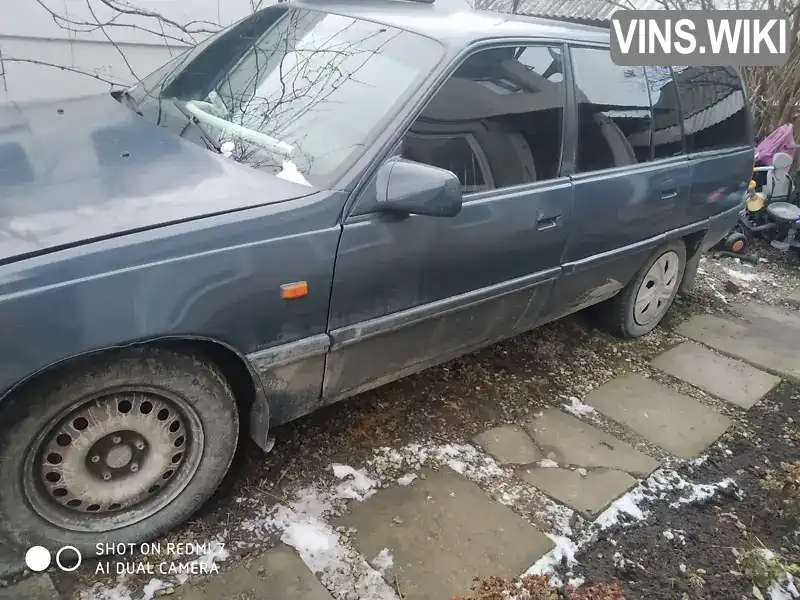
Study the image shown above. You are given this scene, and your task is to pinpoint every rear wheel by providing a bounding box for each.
[0,348,239,556]
[599,240,686,338]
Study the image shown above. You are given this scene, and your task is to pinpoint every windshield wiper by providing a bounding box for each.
[171,98,224,154]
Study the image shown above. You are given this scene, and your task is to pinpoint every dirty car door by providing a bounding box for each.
[542,51,692,322]
[323,44,573,402]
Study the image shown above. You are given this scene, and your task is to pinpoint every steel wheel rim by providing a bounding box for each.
[634,250,680,326]
[23,387,204,533]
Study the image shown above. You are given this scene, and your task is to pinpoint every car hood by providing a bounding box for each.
[0,94,317,262]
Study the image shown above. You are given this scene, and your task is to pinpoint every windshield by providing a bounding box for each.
[124,6,443,188]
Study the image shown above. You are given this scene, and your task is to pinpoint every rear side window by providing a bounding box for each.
[646,66,685,159]
[402,45,567,193]
[671,66,751,152]
[571,47,653,172]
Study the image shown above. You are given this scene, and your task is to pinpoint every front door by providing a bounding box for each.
[323,43,574,402]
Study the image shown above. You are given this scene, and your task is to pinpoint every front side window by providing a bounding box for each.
[401,45,566,194]
[124,6,443,188]
[571,47,653,172]
[671,66,751,152]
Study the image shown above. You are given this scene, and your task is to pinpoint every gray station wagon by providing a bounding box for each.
[0,0,754,555]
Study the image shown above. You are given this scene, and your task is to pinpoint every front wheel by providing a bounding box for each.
[0,348,239,556]
[599,240,687,338]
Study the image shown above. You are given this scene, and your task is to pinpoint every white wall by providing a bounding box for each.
[0,0,263,103]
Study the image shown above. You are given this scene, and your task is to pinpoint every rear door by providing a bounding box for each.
[669,66,755,234]
[542,47,692,322]
[323,43,574,402]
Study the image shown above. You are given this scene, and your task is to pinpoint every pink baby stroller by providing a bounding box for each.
[719,124,800,254]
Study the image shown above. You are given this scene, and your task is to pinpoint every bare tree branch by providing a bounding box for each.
[33,0,198,47]
[96,0,221,38]
[86,0,138,80]
[2,57,122,86]
[0,45,7,93]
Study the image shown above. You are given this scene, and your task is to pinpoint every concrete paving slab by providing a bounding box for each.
[651,341,780,409]
[0,575,57,600]
[175,544,333,600]
[518,467,637,516]
[473,425,541,465]
[676,304,800,382]
[584,374,732,459]
[334,468,553,600]
[524,409,658,476]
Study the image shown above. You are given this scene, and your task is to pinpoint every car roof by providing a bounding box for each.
[290,0,611,49]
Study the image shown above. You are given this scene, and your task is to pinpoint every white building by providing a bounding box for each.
[0,0,261,103]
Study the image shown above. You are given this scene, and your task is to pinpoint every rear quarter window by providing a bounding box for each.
[670,66,752,152]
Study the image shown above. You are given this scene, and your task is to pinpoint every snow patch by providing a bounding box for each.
[563,396,599,419]
[725,268,761,282]
[768,572,799,600]
[276,161,313,186]
[522,467,742,586]
[141,579,167,600]
[369,442,575,537]
[669,478,738,508]
[594,486,648,529]
[332,464,377,501]
[567,577,585,589]
[538,459,559,468]
[371,548,394,573]
[397,473,417,486]
[526,534,579,583]
[447,459,466,474]
[689,455,709,468]
[240,465,396,600]
[661,529,687,545]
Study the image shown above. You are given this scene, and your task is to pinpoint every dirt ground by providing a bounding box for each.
[48,240,799,600]
[560,380,800,600]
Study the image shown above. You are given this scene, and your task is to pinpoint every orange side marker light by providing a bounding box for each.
[280,281,308,299]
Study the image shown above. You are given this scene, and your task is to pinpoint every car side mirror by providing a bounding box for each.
[374,157,463,217]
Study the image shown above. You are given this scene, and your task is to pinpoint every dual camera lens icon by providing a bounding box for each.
[24,545,82,573]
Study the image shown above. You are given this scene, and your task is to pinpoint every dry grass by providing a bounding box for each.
[451,575,626,600]
[760,460,800,523]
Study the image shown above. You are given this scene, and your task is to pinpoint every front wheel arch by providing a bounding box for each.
[0,336,272,452]
[0,346,240,554]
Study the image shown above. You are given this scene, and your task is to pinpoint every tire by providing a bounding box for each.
[0,347,239,557]
[599,240,687,338]
[724,232,748,253]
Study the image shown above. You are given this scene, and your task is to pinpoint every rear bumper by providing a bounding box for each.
[703,198,747,252]
[679,198,746,294]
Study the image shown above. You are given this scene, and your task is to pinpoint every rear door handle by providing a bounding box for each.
[536,210,561,230]
[661,180,678,200]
